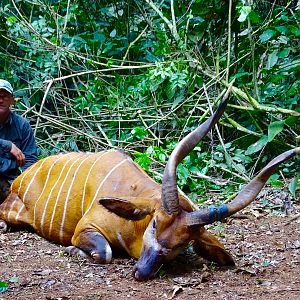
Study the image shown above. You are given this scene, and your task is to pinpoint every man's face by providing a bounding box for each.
[0,89,14,115]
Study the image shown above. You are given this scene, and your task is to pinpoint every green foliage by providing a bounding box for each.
[288,174,300,199]
[0,281,9,293]
[268,121,285,142]
[0,0,299,201]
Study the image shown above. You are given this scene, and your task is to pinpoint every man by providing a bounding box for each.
[0,79,37,203]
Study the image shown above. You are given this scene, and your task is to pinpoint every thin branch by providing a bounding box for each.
[246,1,259,99]
[204,82,250,181]
[63,0,71,32]
[145,0,180,41]
[284,213,300,225]
[96,124,113,147]
[122,25,149,65]
[138,110,162,144]
[225,116,261,137]
[11,0,57,48]
[226,0,232,83]
[34,80,53,136]
[170,0,178,40]
[43,63,155,83]
[20,103,117,149]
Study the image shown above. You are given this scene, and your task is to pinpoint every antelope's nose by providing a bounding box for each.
[132,265,155,281]
[132,266,145,281]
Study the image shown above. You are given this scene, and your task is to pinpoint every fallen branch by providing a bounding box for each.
[284,213,300,225]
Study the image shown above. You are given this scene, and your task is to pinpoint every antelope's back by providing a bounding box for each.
[1,150,161,245]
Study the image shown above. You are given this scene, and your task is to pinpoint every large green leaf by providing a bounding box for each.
[0,281,9,293]
[266,51,278,70]
[288,175,299,199]
[259,29,276,42]
[238,6,251,22]
[165,83,176,100]
[245,135,268,155]
[268,120,285,142]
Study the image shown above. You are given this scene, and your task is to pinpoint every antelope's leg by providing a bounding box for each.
[0,219,8,233]
[194,228,235,266]
[0,197,8,232]
[0,193,31,231]
[66,229,112,264]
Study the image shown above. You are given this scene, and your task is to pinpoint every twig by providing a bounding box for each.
[252,1,293,35]
[225,116,261,137]
[226,0,233,83]
[217,165,248,182]
[34,80,53,136]
[43,63,155,83]
[228,85,300,117]
[63,0,71,32]
[170,0,178,40]
[122,25,148,64]
[247,1,259,100]
[7,3,150,71]
[204,81,249,181]
[145,0,180,41]
[198,63,300,117]
[191,172,228,186]
[11,0,57,48]
[20,102,117,149]
[284,213,300,225]
[179,76,204,139]
[96,123,113,147]
[184,11,192,47]
[138,110,162,144]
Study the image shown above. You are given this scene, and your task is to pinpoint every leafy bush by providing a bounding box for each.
[0,0,298,201]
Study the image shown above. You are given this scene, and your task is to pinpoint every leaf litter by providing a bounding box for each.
[0,199,299,300]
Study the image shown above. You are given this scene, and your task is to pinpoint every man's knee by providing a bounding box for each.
[0,178,11,204]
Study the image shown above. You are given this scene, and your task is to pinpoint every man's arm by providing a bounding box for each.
[10,143,25,166]
[20,121,37,171]
[0,138,12,153]
[0,138,26,173]
[0,155,17,173]
[0,119,37,175]
[0,138,19,173]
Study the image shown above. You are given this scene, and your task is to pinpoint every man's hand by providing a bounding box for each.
[10,143,25,167]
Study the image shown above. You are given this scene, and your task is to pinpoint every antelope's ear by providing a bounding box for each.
[194,229,235,266]
[99,197,153,220]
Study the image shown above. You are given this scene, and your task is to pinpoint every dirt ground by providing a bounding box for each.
[0,194,300,300]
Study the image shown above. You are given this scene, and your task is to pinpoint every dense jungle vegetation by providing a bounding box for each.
[0,0,299,203]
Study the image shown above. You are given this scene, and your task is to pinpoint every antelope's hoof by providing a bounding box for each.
[90,250,112,264]
[0,220,8,233]
[65,246,89,259]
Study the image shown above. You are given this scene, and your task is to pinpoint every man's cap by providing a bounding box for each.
[0,79,13,95]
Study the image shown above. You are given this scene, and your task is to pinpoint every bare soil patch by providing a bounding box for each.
[1,200,300,300]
